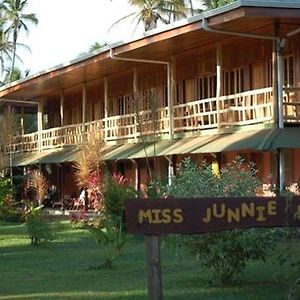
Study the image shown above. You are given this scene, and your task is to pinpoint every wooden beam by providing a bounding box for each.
[104,77,108,142]
[37,99,44,152]
[60,90,64,127]
[216,42,222,129]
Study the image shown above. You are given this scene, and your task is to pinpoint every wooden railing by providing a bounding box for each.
[219,87,274,126]
[9,87,300,153]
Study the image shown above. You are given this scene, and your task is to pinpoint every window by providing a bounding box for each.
[223,68,244,95]
[284,55,294,87]
[197,74,217,99]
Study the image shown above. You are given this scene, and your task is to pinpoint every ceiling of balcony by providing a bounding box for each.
[1,4,300,104]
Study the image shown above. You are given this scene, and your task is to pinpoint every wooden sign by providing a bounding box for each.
[125,196,300,235]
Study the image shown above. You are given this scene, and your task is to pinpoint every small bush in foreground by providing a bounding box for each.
[86,216,126,269]
[23,201,53,245]
[167,157,277,285]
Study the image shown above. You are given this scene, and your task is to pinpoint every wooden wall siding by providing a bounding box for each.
[9,34,300,152]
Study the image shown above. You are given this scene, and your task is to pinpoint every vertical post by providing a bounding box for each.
[216,42,222,129]
[82,83,87,141]
[168,57,175,140]
[134,159,139,191]
[167,155,173,186]
[272,32,279,125]
[20,105,25,135]
[37,100,44,152]
[277,38,285,192]
[277,38,285,130]
[278,149,285,193]
[104,77,108,142]
[145,235,163,300]
[133,66,139,139]
[60,90,64,127]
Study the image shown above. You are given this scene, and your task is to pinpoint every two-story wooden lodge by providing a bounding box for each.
[1,0,300,203]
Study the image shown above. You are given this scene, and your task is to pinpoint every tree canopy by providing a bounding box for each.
[0,0,38,84]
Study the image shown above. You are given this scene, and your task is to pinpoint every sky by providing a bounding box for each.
[18,0,137,74]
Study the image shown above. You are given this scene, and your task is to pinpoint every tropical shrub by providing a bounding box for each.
[23,201,53,245]
[104,172,136,222]
[86,216,126,269]
[0,177,21,222]
[167,157,277,285]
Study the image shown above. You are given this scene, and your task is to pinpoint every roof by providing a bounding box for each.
[1,0,300,103]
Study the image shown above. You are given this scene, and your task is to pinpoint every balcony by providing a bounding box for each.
[9,87,300,154]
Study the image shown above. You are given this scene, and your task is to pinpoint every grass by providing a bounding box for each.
[0,220,298,300]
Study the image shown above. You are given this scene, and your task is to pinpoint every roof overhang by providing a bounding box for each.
[1,0,300,104]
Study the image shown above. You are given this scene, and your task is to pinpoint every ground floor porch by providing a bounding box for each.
[12,126,300,210]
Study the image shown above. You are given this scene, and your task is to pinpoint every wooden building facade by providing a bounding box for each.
[1,0,300,203]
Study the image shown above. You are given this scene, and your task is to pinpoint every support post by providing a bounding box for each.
[278,149,285,193]
[37,100,44,152]
[216,42,222,129]
[168,56,175,140]
[60,90,64,127]
[104,77,108,142]
[277,38,285,129]
[145,235,163,300]
[133,66,139,138]
[20,105,25,135]
[272,33,279,125]
[82,83,87,141]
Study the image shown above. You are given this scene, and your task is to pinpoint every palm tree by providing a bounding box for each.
[203,0,236,10]
[112,0,187,32]
[1,0,38,82]
[0,27,13,74]
[1,66,29,85]
[184,0,203,16]
[89,41,107,52]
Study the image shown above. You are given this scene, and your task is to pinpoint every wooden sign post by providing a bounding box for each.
[125,196,300,299]
[145,235,162,300]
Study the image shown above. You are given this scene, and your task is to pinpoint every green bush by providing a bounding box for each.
[23,202,53,245]
[0,177,22,222]
[167,157,276,285]
[104,173,136,222]
[86,216,126,269]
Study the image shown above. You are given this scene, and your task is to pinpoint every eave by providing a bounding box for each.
[1,0,300,103]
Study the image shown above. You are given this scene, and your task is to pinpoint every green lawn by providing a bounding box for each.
[0,220,298,300]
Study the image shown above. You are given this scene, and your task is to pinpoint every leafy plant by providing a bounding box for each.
[167,157,276,285]
[26,170,49,206]
[86,216,127,269]
[23,200,53,245]
[104,172,136,222]
[0,177,21,221]
[73,131,105,210]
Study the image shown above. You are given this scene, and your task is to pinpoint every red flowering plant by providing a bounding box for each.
[87,171,104,212]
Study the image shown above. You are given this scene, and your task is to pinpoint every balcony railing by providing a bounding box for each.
[9,87,300,153]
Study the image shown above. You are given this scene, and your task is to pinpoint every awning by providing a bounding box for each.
[11,149,59,167]
[10,127,300,166]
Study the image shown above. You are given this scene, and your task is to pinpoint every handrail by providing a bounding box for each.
[9,87,300,153]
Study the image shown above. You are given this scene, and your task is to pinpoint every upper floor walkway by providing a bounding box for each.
[9,86,300,153]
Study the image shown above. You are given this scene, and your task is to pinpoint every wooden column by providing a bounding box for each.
[272,29,279,126]
[134,159,139,191]
[169,57,175,140]
[60,90,64,127]
[277,38,284,129]
[145,235,163,300]
[82,83,87,141]
[20,105,25,135]
[133,66,139,139]
[104,77,108,142]
[216,42,222,129]
[37,99,44,152]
